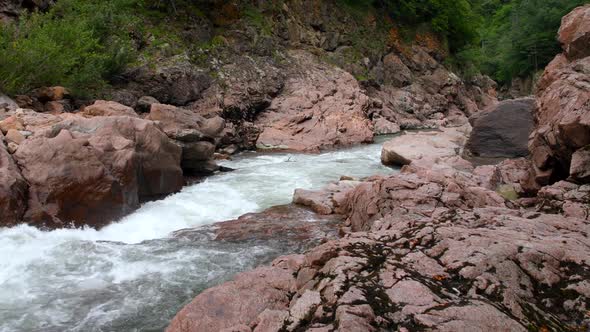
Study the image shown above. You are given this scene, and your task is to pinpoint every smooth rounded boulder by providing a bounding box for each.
[466,98,535,158]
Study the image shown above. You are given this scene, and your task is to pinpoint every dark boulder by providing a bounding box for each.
[467,98,535,158]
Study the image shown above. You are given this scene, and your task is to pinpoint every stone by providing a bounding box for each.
[14,116,183,228]
[34,86,69,102]
[467,98,535,158]
[381,125,470,167]
[136,96,159,113]
[82,100,139,118]
[382,53,412,87]
[570,146,590,182]
[558,4,590,60]
[0,115,25,134]
[5,129,25,144]
[0,93,18,111]
[0,131,28,227]
[373,117,401,135]
[147,103,209,141]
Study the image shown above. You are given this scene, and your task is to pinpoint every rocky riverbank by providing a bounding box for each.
[166,5,590,332]
[0,0,496,229]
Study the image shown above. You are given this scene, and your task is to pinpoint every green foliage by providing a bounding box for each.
[0,0,138,96]
[243,5,273,36]
[477,0,588,83]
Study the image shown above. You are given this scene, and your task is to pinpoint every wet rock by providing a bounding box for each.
[81,100,139,118]
[0,130,28,227]
[14,116,183,228]
[293,180,362,215]
[467,98,535,158]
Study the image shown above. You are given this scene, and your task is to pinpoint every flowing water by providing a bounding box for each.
[0,138,395,332]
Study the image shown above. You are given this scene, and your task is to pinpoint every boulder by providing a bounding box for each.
[382,53,412,87]
[5,129,25,144]
[0,115,24,134]
[0,131,28,227]
[381,125,470,167]
[373,117,400,135]
[255,51,373,152]
[147,103,222,142]
[570,145,590,182]
[33,86,69,102]
[530,12,590,185]
[558,4,590,60]
[136,96,159,113]
[467,98,535,158]
[82,100,139,118]
[14,116,183,228]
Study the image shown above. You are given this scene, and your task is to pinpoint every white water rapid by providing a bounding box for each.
[0,138,395,332]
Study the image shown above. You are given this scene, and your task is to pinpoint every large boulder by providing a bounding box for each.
[529,6,590,185]
[14,116,183,228]
[0,130,28,226]
[147,103,224,174]
[381,125,471,167]
[558,4,590,60]
[466,98,535,158]
[255,51,373,152]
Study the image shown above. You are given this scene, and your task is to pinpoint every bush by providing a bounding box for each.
[0,0,137,96]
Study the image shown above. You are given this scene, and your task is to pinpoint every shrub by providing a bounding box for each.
[0,0,137,96]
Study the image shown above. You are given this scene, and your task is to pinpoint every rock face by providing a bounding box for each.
[13,116,183,228]
[0,130,27,226]
[255,51,373,152]
[467,98,535,158]
[530,4,590,185]
[168,161,590,331]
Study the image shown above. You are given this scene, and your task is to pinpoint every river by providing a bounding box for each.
[0,138,395,332]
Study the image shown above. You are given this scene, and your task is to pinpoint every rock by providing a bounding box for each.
[382,53,412,87]
[124,55,211,105]
[530,19,590,184]
[381,125,470,167]
[0,115,24,134]
[136,96,159,113]
[147,103,211,141]
[0,131,28,227]
[166,263,297,332]
[467,98,535,158]
[558,4,590,60]
[5,129,25,144]
[82,100,139,118]
[170,162,590,331]
[14,116,183,228]
[0,93,17,111]
[293,180,361,215]
[570,145,590,182]
[255,51,373,152]
[373,117,400,135]
[34,86,69,102]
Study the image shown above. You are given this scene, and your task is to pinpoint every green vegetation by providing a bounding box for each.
[0,0,140,96]
[475,0,588,84]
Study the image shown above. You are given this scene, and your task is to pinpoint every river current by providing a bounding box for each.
[0,138,395,332]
